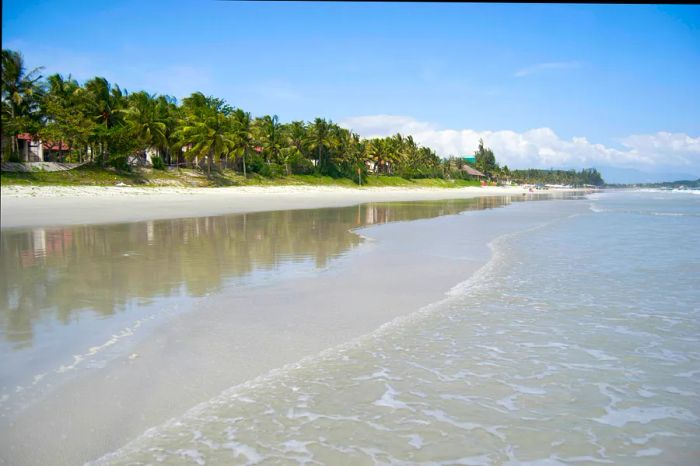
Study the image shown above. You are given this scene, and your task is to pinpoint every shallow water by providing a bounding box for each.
[92,191,700,465]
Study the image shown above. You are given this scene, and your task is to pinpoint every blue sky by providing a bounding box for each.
[3,1,699,182]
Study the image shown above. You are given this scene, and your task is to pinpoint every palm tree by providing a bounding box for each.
[366,138,389,174]
[154,95,180,166]
[231,108,254,177]
[279,120,308,175]
[82,77,127,165]
[306,117,334,172]
[1,49,44,160]
[125,92,166,163]
[40,73,86,162]
[386,134,408,175]
[179,104,233,176]
[256,115,283,165]
[285,120,307,155]
[337,129,365,183]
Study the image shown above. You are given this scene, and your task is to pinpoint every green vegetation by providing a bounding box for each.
[612,178,700,189]
[1,48,603,187]
[0,164,482,188]
[509,168,604,186]
[1,49,480,186]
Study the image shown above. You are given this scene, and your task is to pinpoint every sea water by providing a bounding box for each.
[93,190,700,465]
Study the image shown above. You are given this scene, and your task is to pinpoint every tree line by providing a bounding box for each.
[2,49,604,186]
[1,50,459,182]
[508,168,604,186]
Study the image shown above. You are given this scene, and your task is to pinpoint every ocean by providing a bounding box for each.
[91,190,700,465]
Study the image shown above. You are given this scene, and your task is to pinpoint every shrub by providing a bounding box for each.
[290,154,314,174]
[151,156,165,170]
[262,162,285,178]
[109,155,130,171]
[247,155,266,174]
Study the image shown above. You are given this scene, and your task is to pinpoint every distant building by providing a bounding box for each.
[16,134,43,161]
[458,165,485,178]
[462,155,477,164]
[128,147,157,166]
[16,133,71,162]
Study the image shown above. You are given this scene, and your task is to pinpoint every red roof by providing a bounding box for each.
[43,141,70,151]
[16,133,70,150]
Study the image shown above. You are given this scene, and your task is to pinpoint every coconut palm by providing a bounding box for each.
[278,120,308,175]
[179,105,233,176]
[231,108,254,177]
[154,95,180,166]
[284,120,307,155]
[365,138,383,174]
[124,92,166,160]
[336,129,365,183]
[82,77,127,164]
[306,117,334,172]
[84,77,125,128]
[1,49,44,159]
[256,115,283,165]
[180,92,236,174]
[40,73,89,161]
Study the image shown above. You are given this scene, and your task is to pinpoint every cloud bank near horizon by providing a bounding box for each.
[339,115,700,178]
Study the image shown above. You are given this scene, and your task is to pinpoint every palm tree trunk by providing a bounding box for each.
[12,135,18,159]
[242,149,247,178]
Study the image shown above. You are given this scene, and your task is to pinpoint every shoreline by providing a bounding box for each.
[0,184,588,229]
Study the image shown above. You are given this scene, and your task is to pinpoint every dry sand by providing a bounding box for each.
[1,184,548,229]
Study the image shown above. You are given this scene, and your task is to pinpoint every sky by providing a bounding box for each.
[3,1,699,183]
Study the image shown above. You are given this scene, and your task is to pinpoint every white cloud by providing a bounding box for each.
[620,132,700,168]
[338,115,700,175]
[340,115,436,138]
[514,61,582,77]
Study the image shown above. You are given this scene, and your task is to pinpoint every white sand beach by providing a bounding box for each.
[0,184,558,229]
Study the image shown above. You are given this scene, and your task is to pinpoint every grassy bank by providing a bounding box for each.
[1,166,482,189]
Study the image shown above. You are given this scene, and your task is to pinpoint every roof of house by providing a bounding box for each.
[43,141,70,151]
[460,165,485,177]
[16,133,70,150]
